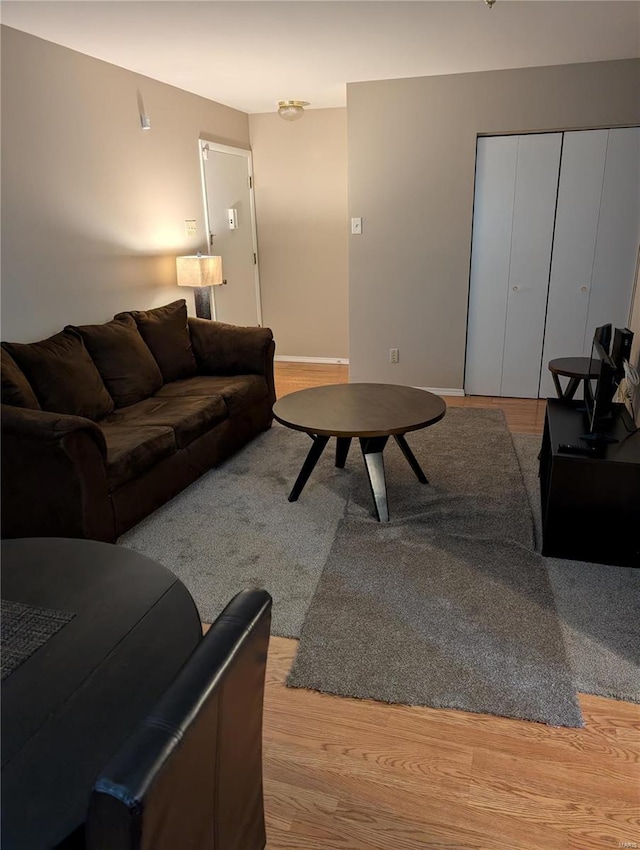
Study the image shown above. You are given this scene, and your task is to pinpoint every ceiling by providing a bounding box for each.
[2,1,639,114]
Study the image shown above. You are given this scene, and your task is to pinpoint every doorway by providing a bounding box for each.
[199,140,262,326]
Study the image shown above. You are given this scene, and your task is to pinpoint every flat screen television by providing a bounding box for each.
[583,326,618,443]
[593,323,612,353]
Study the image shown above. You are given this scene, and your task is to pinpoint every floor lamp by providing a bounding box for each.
[176,254,224,319]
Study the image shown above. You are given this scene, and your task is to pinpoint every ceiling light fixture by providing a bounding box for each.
[277,100,310,121]
[484,0,497,7]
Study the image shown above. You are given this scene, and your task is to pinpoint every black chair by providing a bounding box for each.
[84,588,272,850]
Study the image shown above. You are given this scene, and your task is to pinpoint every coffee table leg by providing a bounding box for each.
[394,434,428,484]
[359,436,390,522]
[552,373,581,401]
[564,377,580,401]
[551,372,564,399]
[288,435,330,502]
[335,437,352,468]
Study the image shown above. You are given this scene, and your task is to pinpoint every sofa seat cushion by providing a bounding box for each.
[100,424,177,491]
[116,300,197,383]
[3,332,114,421]
[68,315,163,408]
[102,395,228,450]
[155,375,267,416]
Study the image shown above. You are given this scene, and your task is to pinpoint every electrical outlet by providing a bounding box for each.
[184,220,197,236]
[390,348,399,364]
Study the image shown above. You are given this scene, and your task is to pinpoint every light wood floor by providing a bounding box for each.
[263,363,639,850]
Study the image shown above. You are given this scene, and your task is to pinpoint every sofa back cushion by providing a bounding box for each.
[3,332,114,421]
[188,318,274,376]
[1,347,41,409]
[68,315,163,408]
[117,300,197,384]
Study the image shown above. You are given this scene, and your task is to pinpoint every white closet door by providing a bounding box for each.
[585,127,640,348]
[538,130,608,399]
[500,133,562,398]
[465,136,518,396]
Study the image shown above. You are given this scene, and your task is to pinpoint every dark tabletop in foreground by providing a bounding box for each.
[1,538,202,850]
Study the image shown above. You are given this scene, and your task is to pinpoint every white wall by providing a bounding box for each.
[249,109,348,360]
[348,59,640,390]
[1,26,250,342]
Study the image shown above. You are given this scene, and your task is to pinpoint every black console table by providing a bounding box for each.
[539,399,640,567]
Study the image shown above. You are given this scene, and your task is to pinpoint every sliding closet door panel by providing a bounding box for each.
[538,130,608,399]
[500,133,562,398]
[465,136,518,396]
[586,127,640,347]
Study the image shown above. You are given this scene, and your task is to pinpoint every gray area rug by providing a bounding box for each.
[120,423,349,637]
[119,407,639,723]
[513,434,640,704]
[288,409,583,727]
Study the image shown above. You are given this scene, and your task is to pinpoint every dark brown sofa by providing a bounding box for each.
[1,300,275,543]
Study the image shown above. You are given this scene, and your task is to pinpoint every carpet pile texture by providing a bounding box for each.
[120,423,347,637]
[119,408,640,725]
[513,434,640,704]
[287,409,582,726]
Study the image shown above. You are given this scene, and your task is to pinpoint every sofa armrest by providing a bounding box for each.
[188,318,276,408]
[1,404,115,542]
[2,404,107,454]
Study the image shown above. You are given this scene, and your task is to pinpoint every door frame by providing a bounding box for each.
[198,139,263,325]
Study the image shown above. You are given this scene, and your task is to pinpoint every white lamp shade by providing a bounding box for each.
[176,255,223,288]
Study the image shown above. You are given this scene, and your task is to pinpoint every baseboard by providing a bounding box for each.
[272,361,463,396]
[275,355,349,365]
[415,387,465,397]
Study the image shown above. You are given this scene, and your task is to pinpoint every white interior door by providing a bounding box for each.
[201,142,262,326]
[465,133,561,398]
[500,133,562,398]
[539,128,639,398]
[538,130,608,399]
[465,135,518,396]
[586,127,640,345]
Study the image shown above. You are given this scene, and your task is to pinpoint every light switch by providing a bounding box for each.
[351,217,362,235]
[184,220,197,236]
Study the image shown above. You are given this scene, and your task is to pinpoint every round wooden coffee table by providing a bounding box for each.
[272,383,446,522]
